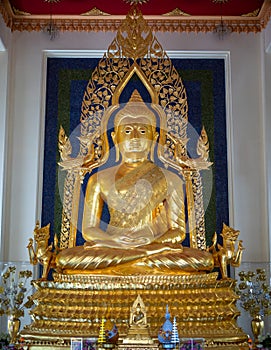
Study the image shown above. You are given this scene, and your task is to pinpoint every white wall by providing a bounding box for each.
[0,14,270,263]
[0,50,8,262]
[263,20,271,265]
[0,18,10,261]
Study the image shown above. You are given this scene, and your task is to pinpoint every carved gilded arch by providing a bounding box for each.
[58,7,211,250]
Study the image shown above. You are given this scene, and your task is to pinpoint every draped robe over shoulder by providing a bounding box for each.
[56,160,214,275]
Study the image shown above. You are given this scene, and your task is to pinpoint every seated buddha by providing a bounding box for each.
[56,90,214,275]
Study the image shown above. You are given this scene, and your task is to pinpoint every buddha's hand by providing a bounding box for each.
[154,228,186,244]
[117,225,155,247]
[117,235,150,246]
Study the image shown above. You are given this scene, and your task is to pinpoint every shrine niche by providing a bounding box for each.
[41,47,229,252]
[21,5,247,350]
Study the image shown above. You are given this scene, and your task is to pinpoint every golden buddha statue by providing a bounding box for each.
[22,10,247,348]
[55,90,214,275]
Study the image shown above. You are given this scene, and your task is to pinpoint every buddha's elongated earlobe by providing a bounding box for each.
[115,145,120,162]
[150,131,159,162]
[111,131,120,162]
[150,142,155,162]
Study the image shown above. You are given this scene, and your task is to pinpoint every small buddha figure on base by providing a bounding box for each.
[123,295,153,344]
[132,303,145,326]
[55,90,214,275]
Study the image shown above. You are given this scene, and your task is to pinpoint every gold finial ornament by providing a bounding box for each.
[116,7,153,59]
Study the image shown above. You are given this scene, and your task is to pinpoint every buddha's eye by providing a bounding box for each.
[124,126,132,134]
[138,127,146,134]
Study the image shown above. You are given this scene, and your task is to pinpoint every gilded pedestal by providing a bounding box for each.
[21,272,248,349]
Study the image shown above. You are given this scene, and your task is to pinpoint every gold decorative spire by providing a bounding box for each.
[116,7,153,59]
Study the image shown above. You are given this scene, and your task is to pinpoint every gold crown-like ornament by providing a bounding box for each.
[220,223,240,241]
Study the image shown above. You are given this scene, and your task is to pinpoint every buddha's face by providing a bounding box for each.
[112,116,158,163]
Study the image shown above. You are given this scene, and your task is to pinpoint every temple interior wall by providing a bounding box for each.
[264,19,271,271]
[0,15,270,267]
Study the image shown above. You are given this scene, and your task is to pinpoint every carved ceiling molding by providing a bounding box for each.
[0,0,270,33]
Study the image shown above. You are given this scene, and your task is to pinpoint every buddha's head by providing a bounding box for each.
[111,90,159,163]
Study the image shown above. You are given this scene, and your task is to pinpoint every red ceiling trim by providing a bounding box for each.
[0,0,270,34]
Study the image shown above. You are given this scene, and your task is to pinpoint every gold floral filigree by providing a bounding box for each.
[12,7,31,16]
[0,266,33,319]
[236,269,271,318]
[116,8,153,59]
[241,8,260,17]
[81,7,110,16]
[162,8,190,16]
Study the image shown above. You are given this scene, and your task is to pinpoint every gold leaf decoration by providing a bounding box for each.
[162,8,190,16]
[12,7,31,16]
[197,126,210,161]
[116,8,153,59]
[58,125,72,161]
[241,8,260,17]
[81,7,111,16]
[124,0,149,4]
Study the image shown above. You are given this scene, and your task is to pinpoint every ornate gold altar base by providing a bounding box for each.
[21,272,249,349]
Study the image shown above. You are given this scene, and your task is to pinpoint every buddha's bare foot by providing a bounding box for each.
[145,242,183,255]
[164,242,183,251]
